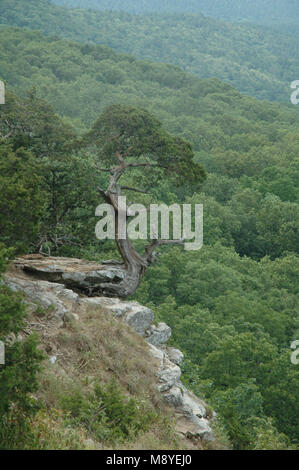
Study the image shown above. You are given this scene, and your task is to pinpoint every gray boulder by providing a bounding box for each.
[5,276,79,324]
[82,297,154,336]
[156,358,182,392]
[163,386,184,407]
[146,322,172,346]
[167,347,184,366]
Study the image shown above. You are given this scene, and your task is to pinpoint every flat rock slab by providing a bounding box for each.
[12,255,125,295]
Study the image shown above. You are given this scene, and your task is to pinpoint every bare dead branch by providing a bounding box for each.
[121,146,133,158]
[0,129,14,140]
[127,162,167,169]
[144,237,185,263]
[94,164,113,173]
[121,186,149,194]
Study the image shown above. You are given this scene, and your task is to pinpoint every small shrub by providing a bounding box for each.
[60,380,155,444]
[0,245,44,449]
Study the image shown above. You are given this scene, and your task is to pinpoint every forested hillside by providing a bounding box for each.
[51,0,299,29]
[1,24,298,449]
[50,0,299,19]
[1,0,299,102]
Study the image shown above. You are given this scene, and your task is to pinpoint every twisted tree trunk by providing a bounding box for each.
[97,160,183,298]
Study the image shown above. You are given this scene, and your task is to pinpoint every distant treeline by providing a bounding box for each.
[51,0,299,27]
[1,0,299,102]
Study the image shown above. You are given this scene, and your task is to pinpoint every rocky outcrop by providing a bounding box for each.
[5,256,214,442]
[5,276,80,327]
[146,323,172,347]
[83,297,154,336]
[12,255,125,296]
[167,347,184,366]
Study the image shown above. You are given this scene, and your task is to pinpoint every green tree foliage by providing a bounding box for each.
[60,380,155,444]
[262,352,299,441]
[0,145,45,251]
[0,245,44,449]
[84,104,205,186]
[136,244,299,447]
[212,381,290,449]
[2,1,299,102]
[0,89,100,256]
[0,88,74,158]
[0,11,298,450]
[51,0,299,29]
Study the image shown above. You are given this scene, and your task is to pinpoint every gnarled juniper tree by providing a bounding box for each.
[83,105,206,298]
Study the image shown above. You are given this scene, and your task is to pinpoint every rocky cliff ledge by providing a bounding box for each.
[5,255,214,442]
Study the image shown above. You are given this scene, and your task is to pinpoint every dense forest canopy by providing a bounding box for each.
[51,0,299,27]
[1,26,298,150]
[1,0,299,102]
[0,0,299,451]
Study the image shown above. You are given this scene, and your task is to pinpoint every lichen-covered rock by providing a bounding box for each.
[179,385,207,419]
[146,322,172,346]
[167,347,184,366]
[5,275,79,325]
[178,416,214,441]
[125,306,154,336]
[5,256,215,442]
[163,386,184,407]
[157,359,182,392]
[147,344,214,441]
[82,297,154,336]
[13,255,125,295]
[147,343,165,362]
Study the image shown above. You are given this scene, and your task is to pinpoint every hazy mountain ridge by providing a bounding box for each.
[51,0,299,27]
[1,0,299,102]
